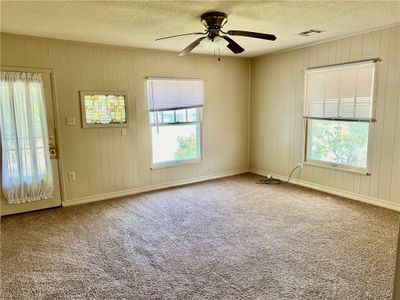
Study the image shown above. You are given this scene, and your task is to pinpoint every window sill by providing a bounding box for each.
[150,159,204,170]
[303,161,371,176]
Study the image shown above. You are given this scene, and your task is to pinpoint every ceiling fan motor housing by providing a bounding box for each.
[201,11,228,38]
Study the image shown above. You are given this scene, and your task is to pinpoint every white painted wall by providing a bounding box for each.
[250,25,400,211]
[1,33,250,207]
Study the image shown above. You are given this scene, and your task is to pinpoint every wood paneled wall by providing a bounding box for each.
[250,25,400,210]
[1,26,399,211]
[1,33,250,205]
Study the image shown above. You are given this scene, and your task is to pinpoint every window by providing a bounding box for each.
[304,60,376,171]
[80,91,128,128]
[147,78,203,166]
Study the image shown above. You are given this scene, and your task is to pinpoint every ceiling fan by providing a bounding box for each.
[155,11,277,56]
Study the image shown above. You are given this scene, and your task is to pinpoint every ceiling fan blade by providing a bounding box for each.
[155,32,206,41]
[178,37,207,56]
[222,36,244,54]
[227,30,277,41]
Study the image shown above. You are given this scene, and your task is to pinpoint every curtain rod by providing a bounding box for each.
[304,58,380,73]
[144,76,205,81]
[1,65,53,74]
[303,116,376,123]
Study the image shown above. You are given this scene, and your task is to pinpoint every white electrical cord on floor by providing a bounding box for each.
[256,164,303,185]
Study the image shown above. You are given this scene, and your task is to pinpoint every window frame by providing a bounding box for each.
[302,59,378,175]
[79,90,129,128]
[303,118,374,175]
[148,107,204,170]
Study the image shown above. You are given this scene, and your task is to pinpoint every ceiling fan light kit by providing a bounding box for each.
[156,11,277,58]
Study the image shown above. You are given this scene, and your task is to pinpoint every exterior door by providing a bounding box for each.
[0,68,62,216]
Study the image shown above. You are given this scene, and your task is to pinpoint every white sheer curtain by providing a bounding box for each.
[0,72,53,204]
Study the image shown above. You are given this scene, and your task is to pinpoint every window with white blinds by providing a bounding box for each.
[304,61,376,121]
[303,60,377,172]
[147,78,204,111]
[146,78,203,167]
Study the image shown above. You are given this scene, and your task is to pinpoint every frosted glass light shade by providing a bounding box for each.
[199,36,229,50]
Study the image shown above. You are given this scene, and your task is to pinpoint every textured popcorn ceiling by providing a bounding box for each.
[1,1,399,57]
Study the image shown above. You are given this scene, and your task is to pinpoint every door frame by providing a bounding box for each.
[0,65,66,211]
[393,221,400,300]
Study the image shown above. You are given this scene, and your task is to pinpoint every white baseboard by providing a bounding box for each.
[63,167,399,212]
[250,168,400,212]
[63,168,249,207]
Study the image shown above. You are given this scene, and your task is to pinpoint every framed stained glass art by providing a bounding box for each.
[80,91,128,128]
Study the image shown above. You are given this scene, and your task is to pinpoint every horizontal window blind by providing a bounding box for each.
[147,78,204,111]
[304,61,375,121]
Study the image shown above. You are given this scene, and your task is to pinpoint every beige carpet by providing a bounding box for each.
[1,174,399,299]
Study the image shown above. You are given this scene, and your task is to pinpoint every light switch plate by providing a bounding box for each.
[66,117,76,126]
[121,129,127,136]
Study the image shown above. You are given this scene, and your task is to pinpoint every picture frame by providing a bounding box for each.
[79,90,128,128]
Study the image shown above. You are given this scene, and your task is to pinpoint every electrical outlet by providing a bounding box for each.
[68,171,76,182]
[66,117,76,126]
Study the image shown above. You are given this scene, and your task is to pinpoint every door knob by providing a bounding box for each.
[49,144,57,159]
